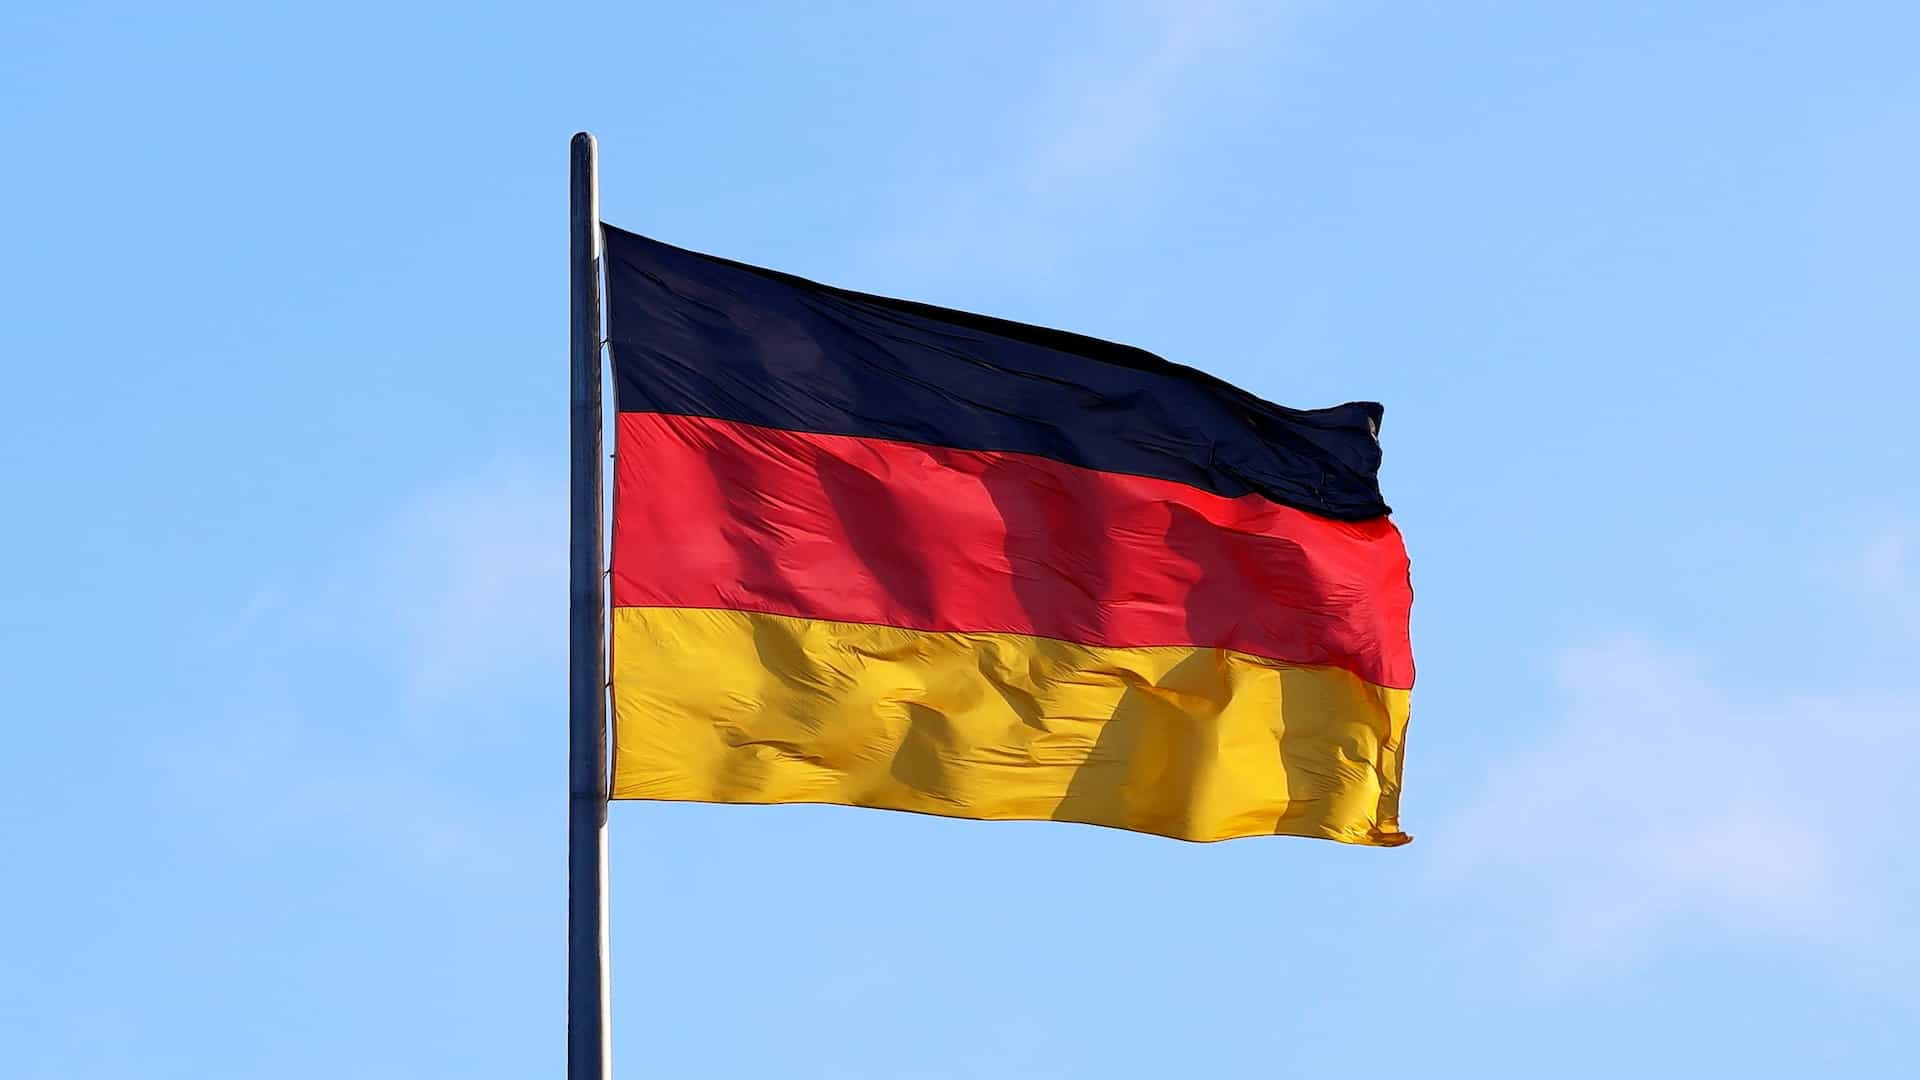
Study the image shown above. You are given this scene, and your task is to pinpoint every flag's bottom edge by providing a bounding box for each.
[607,790,1411,847]
[609,606,1412,848]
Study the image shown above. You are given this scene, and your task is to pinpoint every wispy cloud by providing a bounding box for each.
[1020,0,1289,199]
[150,463,563,882]
[889,0,1294,272]
[157,690,543,882]
[387,462,564,704]
[1452,636,1919,956]
[1860,528,1907,588]
[296,770,543,879]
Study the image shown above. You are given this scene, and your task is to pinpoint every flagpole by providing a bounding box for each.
[567,130,611,1080]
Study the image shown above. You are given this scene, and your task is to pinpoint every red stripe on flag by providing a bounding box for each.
[612,412,1414,689]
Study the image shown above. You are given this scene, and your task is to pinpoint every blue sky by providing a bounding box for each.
[4,2,1917,1076]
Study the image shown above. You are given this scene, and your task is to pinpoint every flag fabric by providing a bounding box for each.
[601,225,1415,845]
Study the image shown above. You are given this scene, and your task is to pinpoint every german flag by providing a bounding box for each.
[602,227,1414,845]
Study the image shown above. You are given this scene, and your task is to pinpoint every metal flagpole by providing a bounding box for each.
[567,130,611,1080]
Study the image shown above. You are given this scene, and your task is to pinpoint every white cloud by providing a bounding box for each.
[1453,637,1919,953]
[297,771,542,879]
[889,0,1293,271]
[1861,529,1906,587]
[156,695,542,881]
[1020,0,1289,200]
[388,462,564,703]
[144,465,561,884]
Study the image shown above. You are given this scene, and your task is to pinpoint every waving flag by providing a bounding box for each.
[600,225,1413,844]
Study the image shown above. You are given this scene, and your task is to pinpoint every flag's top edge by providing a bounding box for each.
[601,223,1391,519]
[601,224,1383,433]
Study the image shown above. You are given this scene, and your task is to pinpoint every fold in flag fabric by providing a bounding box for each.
[602,225,1415,845]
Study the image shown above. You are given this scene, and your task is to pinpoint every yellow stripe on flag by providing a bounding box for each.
[610,606,1410,845]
